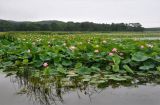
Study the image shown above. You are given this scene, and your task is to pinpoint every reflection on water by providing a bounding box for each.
[0,73,33,105]
[1,72,160,105]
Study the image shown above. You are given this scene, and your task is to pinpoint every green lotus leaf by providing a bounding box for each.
[132,52,149,62]
[112,64,119,72]
[139,64,155,70]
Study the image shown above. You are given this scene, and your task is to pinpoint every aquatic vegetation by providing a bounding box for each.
[0,32,160,87]
[1,32,160,105]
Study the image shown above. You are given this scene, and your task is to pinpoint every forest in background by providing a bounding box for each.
[0,19,144,32]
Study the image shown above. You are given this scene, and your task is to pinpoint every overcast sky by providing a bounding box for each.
[0,0,160,27]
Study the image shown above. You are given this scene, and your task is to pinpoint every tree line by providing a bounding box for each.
[0,19,144,32]
[145,27,160,31]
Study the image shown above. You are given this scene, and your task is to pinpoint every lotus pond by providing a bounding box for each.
[0,32,160,105]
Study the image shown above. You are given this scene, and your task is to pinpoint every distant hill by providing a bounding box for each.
[0,19,144,32]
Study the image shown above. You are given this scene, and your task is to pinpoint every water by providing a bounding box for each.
[114,37,160,40]
[0,73,33,105]
[136,37,160,40]
[1,73,160,105]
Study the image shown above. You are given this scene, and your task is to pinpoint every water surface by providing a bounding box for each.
[0,73,160,105]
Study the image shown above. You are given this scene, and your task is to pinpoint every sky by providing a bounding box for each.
[0,0,160,28]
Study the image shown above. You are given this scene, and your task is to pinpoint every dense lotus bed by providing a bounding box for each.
[0,33,160,89]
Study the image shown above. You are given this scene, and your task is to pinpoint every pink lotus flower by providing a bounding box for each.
[102,40,107,43]
[63,43,66,46]
[95,45,99,48]
[140,45,144,49]
[94,49,99,53]
[119,53,124,56]
[112,48,117,52]
[146,44,153,48]
[27,49,31,53]
[43,62,48,67]
[69,46,76,51]
[108,52,114,56]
